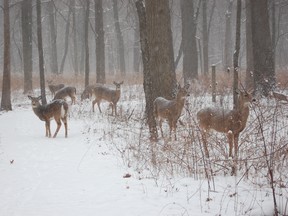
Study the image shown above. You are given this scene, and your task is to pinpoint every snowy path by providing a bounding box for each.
[0,107,201,216]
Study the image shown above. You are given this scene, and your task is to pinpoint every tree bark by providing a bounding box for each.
[251,0,275,96]
[21,0,33,94]
[245,0,253,89]
[135,0,157,140]
[224,0,233,71]
[202,0,209,75]
[84,0,90,87]
[59,0,72,74]
[145,0,177,99]
[112,0,126,76]
[95,0,106,84]
[1,0,12,111]
[47,0,59,74]
[36,0,47,105]
[181,0,198,82]
[72,0,79,76]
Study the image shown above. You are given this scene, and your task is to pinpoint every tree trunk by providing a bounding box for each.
[233,0,241,109]
[84,0,90,87]
[47,0,59,74]
[1,0,12,111]
[133,17,141,74]
[224,0,233,71]
[202,0,209,75]
[251,0,275,96]
[181,0,198,82]
[95,0,106,84]
[72,0,78,76]
[135,0,157,140]
[112,0,126,76]
[245,0,253,89]
[59,0,72,74]
[21,0,33,94]
[36,0,47,105]
[145,0,177,99]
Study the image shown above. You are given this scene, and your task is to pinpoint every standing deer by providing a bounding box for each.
[28,95,68,138]
[47,80,64,97]
[53,86,77,105]
[153,84,190,140]
[81,84,102,101]
[197,90,254,158]
[92,81,124,115]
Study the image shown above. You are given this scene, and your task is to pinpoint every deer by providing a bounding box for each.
[197,90,254,158]
[92,81,124,115]
[53,86,77,105]
[81,84,102,101]
[46,80,65,97]
[153,83,190,141]
[270,91,288,103]
[28,95,69,138]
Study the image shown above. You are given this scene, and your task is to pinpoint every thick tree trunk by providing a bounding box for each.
[245,0,254,89]
[251,0,275,96]
[36,0,47,105]
[47,0,59,74]
[112,0,126,76]
[202,0,209,75]
[181,0,198,82]
[224,0,233,71]
[72,0,78,76]
[59,1,72,74]
[1,0,12,111]
[135,0,157,140]
[145,0,177,99]
[21,0,33,94]
[95,0,105,84]
[84,0,90,87]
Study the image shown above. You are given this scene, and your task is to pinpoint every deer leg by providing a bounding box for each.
[46,121,52,138]
[173,120,177,141]
[227,131,234,158]
[159,118,164,138]
[201,130,209,157]
[234,133,239,158]
[61,117,68,138]
[53,119,62,138]
[45,121,49,137]
[92,99,96,112]
[97,101,102,113]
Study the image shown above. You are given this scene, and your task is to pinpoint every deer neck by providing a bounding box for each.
[236,102,250,125]
[175,96,186,111]
[32,104,46,121]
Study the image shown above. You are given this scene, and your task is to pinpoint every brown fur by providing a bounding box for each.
[53,86,77,105]
[28,95,68,138]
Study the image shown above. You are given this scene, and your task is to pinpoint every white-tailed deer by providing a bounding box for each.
[28,95,68,138]
[53,86,77,105]
[197,90,254,158]
[270,91,288,103]
[47,80,65,97]
[92,81,124,115]
[153,84,190,140]
[81,84,102,101]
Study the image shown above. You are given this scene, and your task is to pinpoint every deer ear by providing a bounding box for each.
[113,81,116,85]
[120,81,124,85]
[37,96,42,100]
[184,83,190,89]
[28,95,32,100]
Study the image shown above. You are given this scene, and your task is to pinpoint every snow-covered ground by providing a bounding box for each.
[0,88,287,216]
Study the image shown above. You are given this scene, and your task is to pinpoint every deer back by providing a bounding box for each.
[28,96,68,121]
[54,86,76,100]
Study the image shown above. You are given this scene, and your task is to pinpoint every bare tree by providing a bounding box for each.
[112,0,126,76]
[21,0,33,94]
[251,0,275,96]
[224,0,233,71]
[95,0,105,83]
[1,0,12,111]
[36,0,47,105]
[181,0,198,82]
[47,0,59,74]
[202,0,209,75]
[84,0,90,87]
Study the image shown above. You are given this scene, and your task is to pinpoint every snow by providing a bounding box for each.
[0,89,287,216]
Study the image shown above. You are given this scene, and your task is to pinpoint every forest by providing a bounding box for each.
[1,0,288,215]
